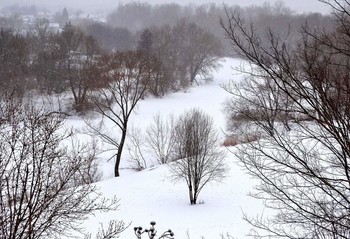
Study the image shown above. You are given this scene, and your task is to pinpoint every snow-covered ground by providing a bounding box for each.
[66,58,267,239]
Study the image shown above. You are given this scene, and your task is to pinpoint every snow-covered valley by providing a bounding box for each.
[65,58,266,239]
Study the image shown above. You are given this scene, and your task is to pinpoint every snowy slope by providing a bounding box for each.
[83,151,264,239]
[70,58,267,239]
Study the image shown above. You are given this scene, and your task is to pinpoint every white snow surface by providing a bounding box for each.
[67,58,266,239]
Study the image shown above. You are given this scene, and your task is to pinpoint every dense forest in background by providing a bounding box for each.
[0,2,332,112]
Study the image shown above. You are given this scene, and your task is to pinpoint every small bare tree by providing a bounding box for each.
[127,126,148,171]
[169,109,227,205]
[146,114,175,165]
[127,114,174,171]
[0,93,122,239]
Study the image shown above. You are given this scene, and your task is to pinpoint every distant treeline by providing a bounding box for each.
[0,2,332,112]
[0,19,221,111]
[0,2,332,54]
[102,2,332,53]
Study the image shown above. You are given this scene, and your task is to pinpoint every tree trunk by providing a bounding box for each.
[188,185,195,204]
[114,159,120,177]
[114,126,127,177]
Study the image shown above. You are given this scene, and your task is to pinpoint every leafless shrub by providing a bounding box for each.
[85,220,128,239]
[146,113,175,165]
[127,126,148,171]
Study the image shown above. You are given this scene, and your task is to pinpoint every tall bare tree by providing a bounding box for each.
[59,24,93,110]
[169,109,227,205]
[176,21,222,85]
[137,28,164,97]
[0,92,122,239]
[221,1,350,238]
[145,21,222,95]
[87,51,152,177]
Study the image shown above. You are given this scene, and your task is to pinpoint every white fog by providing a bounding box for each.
[1,0,331,14]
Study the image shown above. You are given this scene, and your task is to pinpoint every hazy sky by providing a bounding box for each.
[0,0,331,14]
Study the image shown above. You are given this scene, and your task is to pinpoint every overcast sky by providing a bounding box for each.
[0,0,331,14]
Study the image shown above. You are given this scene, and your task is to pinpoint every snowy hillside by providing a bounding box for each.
[68,58,267,239]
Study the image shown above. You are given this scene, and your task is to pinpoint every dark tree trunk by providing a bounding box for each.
[114,125,127,177]
[189,185,196,204]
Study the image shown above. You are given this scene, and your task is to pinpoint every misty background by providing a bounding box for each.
[0,0,330,14]
[0,0,334,102]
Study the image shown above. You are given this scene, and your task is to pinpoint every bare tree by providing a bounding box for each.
[221,1,350,238]
[87,51,152,177]
[146,114,175,165]
[0,92,122,239]
[169,109,227,205]
[127,126,148,171]
[57,23,101,111]
[146,21,222,95]
[148,25,178,95]
[85,220,128,239]
[175,21,222,85]
[127,114,174,171]
[137,29,164,97]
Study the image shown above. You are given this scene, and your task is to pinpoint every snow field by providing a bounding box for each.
[67,58,266,239]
